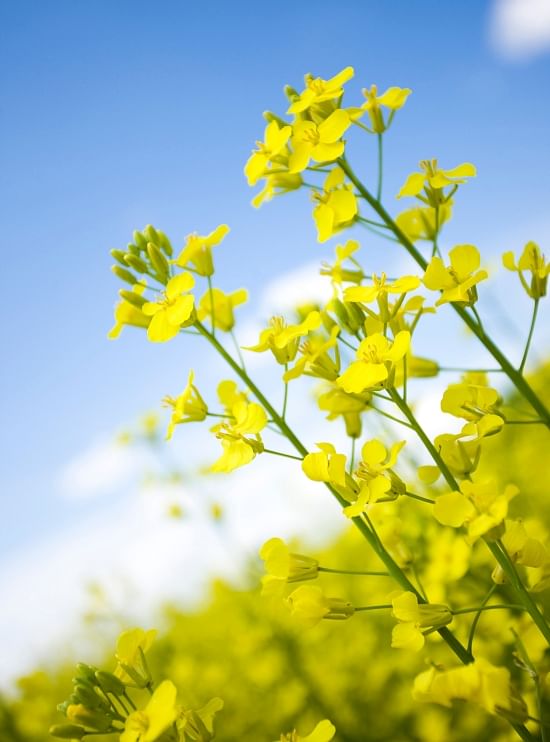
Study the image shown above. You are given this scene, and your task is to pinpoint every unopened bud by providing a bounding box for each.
[133,230,148,250]
[284,85,299,101]
[75,664,98,684]
[95,670,126,695]
[119,289,147,309]
[66,704,111,733]
[147,242,169,280]
[156,229,173,257]
[262,111,288,128]
[110,249,128,265]
[49,724,88,739]
[126,242,140,256]
[143,224,160,244]
[111,266,137,285]
[124,254,148,273]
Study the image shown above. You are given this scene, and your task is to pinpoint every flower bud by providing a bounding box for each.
[49,724,88,739]
[133,230,148,249]
[127,242,141,256]
[112,265,137,285]
[75,664,98,684]
[284,85,299,101]
[66,703,111,733]
[95,670,126,695]
[119,289,147,309]
[110,248,128,265]
[147,242,169,280]
[143,224,160,244]
[124,253,148,273]
[262,111,288,128]
[156,229,173,257]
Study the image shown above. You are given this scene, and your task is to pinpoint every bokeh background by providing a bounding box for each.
[2,1,550,739]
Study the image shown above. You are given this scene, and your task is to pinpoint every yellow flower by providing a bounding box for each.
[109,283,150,339]
[120,680,178,742]
[440,376,504,435]
[312,167,358,243]
[423,244,487,306]
[211,399,267,473]
[197,287,248,332]
[302,442,348,489]
[395,204,452,242]
[287,585,354,628]
[391,591,452,652]
[344,439,406,517]
[174,224,230,277]
[503,241,549,299]
[336,331,410,393]
[317,384,371,438]
[259,537,319,596]
[287,66,354,114]
[289,111,351,174]
[433,480,518,543]
[284,326,341,382]
[251,172,303,208]
[320,239,363,285]
[114,628,157,686]
[142,273,195,342]
[246,311,322,364]
[277,719,336,742]
[216,380,248,413]
[413,658,527,722]
[245,121,292,186]
[361,85,411,133]
[397,159,476,199]
[177,697,224,742]
[344,273,420,304]
[501,519,549,569]
[163,371,208,440]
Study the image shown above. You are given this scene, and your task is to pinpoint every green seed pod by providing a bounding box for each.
[111,266,137,285]
[49,724,88,739]
[147,242,169,280]
[119,289,147,309]
[124,254,148,273]
[95,670,126,696]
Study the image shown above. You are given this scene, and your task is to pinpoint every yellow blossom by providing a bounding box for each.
[397,159,476,199]
[251,172,302,208]
[413,658,527,722]
[109,283,150,339]
[163,371,208,440]
[121,680,178,742]
[395,204,452,242]
[277,719,336,742]
[344,439,406,517]
[433,480,518,542]
[302,442,348,489]
[259,538,319,596]
[391,591,452,652]
[246,311,322,364]
[503,241,549,299]
[142,273,195,342]
[245,121,292,186]
[216,379,248,413]
[284,326,341,382]
[211,399,267,473]
[287,66,354,114]
[287,585,354,627]
[197,287,248,332]
[441,376,501,422]
[289,112,351,174]
[174,224,230,277]
[344,273,420,304]
[311,167,358,242]
[114,628,157,686]
[320,239,363,285]
[336,331,410,393]
[423,244,487,306]
[361,85,411,133]
[502,520,549,569]
[177,697,224,742]
[317,384,371,438]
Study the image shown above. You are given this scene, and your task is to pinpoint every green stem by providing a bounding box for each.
[403,490,435,505]
[207,275,216,338]
[452,604,525,616]
[376,133,383,201]
[467,584,497,655]
[519,298,540,374]
[282,364,289,420]
[263,448,303,461]
[337,157,550,429]
[230,329,246,371]
[355,604,392,612]
[194,319,473,664]
[318,566,389,576]
[349,436,356,473]
[372,404,414,430]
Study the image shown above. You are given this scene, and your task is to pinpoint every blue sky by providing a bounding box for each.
[1,1,550,664]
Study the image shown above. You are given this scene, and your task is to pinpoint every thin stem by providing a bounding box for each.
[338,335,359,352]
[471,305,484,332]
[519,298,540,374]
[282,364,289,420]
[372,405,414,430]
[337,156,550,429]
[432,204,440,257]
[263,448,303,462]
[452,604,525,616]
[376,133,383,201]
[467,584,497,655]
[349,436,356,473]
[403,490,435,505]
[318,566,389,576]
[207,275,216,338]
[355,604,392,612]
[438,367,504,373]
[194,319,473,665]
[230,329,246,371]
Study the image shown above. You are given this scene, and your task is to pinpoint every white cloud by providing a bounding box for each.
[490,0,550,59]
[57,437,149,500]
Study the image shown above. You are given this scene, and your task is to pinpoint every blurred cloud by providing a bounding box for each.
[57,437,147,500]
[490,0,550,59]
